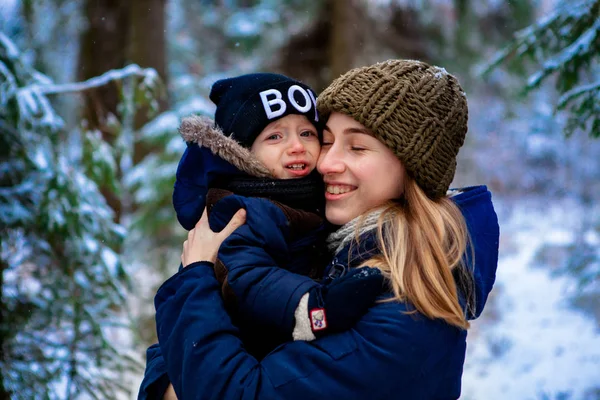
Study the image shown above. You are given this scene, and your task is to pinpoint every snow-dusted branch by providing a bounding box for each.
[527,17,600,89]
[23,64,160,95]
[558,80,600,108]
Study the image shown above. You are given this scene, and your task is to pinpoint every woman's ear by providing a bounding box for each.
[395,170,412,205]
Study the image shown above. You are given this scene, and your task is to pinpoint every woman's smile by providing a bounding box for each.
[324,183,357,198]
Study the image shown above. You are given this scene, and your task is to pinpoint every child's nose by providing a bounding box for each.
[287,136,306,154]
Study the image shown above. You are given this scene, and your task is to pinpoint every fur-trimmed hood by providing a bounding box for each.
[179,115,272,179]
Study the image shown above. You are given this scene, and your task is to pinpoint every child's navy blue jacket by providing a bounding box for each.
[141,184,499,399]
[138,115,327,399]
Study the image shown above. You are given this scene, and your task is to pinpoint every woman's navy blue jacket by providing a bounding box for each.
[141,185,499,399]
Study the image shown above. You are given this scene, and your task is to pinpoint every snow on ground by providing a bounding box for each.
[462,197,600,400]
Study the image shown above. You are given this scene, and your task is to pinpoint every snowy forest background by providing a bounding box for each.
[0,0,599,399]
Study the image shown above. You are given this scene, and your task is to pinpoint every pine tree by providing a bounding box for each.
[0,33,158,399]
[480,0,600,320]
[482,0,600,137]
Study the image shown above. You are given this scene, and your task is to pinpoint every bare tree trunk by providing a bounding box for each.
[78,0,130,135]
[328,0,354,80]
[129,0,169,164]
[78,0,169,219]
[277,0,370,91]
[127,0,171,349]
[381,5,431,62]
[78,0,131,222]
[277,0,357,92]
[129,0,168,84]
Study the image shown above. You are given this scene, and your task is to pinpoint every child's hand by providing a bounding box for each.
[181,207,246,267]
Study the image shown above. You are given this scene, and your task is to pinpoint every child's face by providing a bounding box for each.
[250,114,321,179]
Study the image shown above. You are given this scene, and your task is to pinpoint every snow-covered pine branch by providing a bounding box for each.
[558,80,600,109]
[526,17,600,90]
[22,64,160,96]
[478,0,600,137]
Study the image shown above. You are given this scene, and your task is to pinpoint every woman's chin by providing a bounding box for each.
[325,207,355,226]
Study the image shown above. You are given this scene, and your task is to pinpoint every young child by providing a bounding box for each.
[174,73,384,343]
[138,73,383,399]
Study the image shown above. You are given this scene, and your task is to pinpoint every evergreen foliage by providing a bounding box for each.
[482,0,600,137]
[480,0,600,327]
[0,33,157,399]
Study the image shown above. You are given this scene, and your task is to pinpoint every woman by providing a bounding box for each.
[151,60,499,399]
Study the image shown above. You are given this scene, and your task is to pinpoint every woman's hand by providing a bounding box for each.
[181,207,246,267]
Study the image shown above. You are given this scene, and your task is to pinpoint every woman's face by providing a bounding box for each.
[317,112,406,225]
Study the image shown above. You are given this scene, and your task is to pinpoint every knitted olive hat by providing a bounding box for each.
[316,59,468,199]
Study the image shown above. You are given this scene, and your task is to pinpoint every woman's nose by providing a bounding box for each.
[317,146,345,175]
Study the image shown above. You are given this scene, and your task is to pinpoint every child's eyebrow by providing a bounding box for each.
[265,121,284,130]
[267,121,317,131]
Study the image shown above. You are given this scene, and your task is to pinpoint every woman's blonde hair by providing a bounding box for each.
[358,175,475,330]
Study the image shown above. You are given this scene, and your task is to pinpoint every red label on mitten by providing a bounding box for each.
[310,308,327,331]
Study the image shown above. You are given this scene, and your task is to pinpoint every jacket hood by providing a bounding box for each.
[174,115,275,230]
[179,115,272,178]
[451,185,500,319]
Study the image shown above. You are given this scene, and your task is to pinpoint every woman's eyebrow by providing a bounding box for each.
[345,127,373,136]
[323,125,373,136]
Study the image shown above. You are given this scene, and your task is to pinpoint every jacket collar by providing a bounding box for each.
[322,230,380,282]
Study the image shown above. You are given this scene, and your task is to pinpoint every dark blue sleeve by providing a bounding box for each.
[137,344,170,400]
[209,195,319,333]
[155,262,269,399]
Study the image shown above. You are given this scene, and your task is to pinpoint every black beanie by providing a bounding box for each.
[209,73,320,148]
